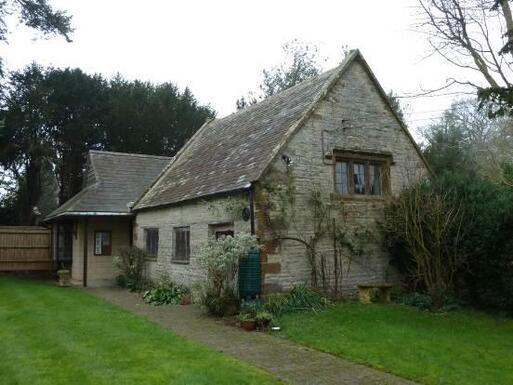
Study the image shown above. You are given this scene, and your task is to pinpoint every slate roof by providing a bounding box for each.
[134,51,363,210]
[45,150,171,221]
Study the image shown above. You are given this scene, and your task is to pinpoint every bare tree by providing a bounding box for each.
[418,0,513,115]
[383,186,465,308]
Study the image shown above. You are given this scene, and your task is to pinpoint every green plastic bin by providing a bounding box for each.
[238,249,261,299]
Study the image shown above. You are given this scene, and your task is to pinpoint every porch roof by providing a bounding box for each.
[45,151,172,221]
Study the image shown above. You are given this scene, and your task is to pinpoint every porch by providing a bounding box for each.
[51,216,132,287]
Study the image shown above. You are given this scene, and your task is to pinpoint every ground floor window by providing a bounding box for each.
[94,231,111,256]
[144,228,159,257]
[173,226,190,263]
[209,223,235,240]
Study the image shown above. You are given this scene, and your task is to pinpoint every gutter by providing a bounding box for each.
[43,211,133,223]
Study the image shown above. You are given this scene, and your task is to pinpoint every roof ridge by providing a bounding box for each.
[89,149,173,160]
[212,65,340,124]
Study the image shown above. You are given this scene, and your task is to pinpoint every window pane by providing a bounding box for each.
[353,163,365,194]
[174,227,190,261]
[95,233,102,255]
[370,164,381,195]
[145,229,158,256]
[335,161,348,194]
[95,232,111,255]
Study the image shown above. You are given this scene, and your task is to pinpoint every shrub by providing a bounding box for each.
[143,279,190,306]
[198,233,258,297]
[264,284,329,316]
[384,172,513,314]
[201,286,239,317]
[255,311,273,329]
[383,183,465,308]
[394,292,433,311]
[113,246,148,291]
[437,173,513,313]
[197,233,258,316]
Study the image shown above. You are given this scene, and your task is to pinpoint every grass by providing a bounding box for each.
[277,302,513,385]
[0,277,282,385]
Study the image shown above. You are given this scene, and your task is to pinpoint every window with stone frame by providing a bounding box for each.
[172,226,190,263]
[334,152,390,197]
[144,228,159,257]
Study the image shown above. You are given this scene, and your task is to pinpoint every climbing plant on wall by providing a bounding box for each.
[259,165,370,297]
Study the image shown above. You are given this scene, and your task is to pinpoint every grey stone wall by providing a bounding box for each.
[255,59,427,294]
[134,194,251,286]
[133,58,427,295]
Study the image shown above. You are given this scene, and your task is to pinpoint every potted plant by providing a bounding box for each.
[180,293,192,305]
[237,312,256,331]
[57,267,71,287]
[255,311,273,331]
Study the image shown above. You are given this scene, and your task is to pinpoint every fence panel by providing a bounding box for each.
[0,226,52,271]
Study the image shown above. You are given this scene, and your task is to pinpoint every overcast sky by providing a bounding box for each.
[0,0,480,137]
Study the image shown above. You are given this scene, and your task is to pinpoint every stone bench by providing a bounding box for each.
[357,283,393,304]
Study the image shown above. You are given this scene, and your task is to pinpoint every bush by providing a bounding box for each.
[201,287,238,317]
[394,292,433,311]
[382,184,465,308]
[434,173,513,313]
[197,233,258,317]
[236,301,273,329]
[384,172,513,314]
[114,246,148,291]
[264,284,329,316]
[143,284,190,306]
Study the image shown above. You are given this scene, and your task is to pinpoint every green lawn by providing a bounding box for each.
[0,277,281,385]
[277,303,513,385]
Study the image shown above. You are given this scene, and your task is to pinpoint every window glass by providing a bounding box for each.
[94,231,111,256]
[145,228,159,256]
[370,164,381,195]
[173,227,190,262]
[335,161,348,194]
[353,163,366,194]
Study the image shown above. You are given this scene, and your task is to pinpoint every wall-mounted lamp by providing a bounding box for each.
[281,154,293,166]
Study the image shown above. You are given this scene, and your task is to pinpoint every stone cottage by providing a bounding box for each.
[46,50,429,292]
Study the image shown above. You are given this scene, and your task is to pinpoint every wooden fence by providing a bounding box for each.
[0,226,52,271]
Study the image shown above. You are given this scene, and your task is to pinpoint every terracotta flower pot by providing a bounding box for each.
[241,320,256,331]
[180,294,192,305]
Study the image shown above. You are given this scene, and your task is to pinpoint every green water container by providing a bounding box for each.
[238,249,261,299]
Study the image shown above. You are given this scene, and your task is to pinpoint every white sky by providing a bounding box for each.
[0,0,483,138]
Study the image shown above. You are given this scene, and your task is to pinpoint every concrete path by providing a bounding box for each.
[89,287,418,385]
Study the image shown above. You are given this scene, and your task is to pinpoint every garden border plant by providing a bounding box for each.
[114,246,149,291]
[259,165,373,297]
[196,233,259,317]
[143,274,191,306]
[382,182,466,309]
